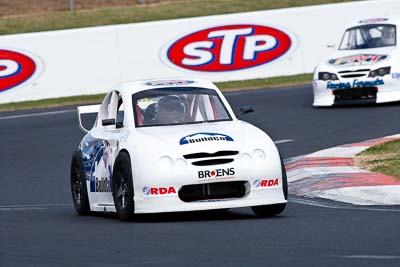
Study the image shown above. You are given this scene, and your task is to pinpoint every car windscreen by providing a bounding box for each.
[132,87,232,127]
[339,24,396,50]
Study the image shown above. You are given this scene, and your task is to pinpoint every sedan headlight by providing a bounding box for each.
[318,72,338,81]
[369,67,391,77]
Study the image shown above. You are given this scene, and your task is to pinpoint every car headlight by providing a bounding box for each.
[318,72,338,81]
[369,67,391,77]
[159,156,174,170]
[175,158,187,170]
[252,149,265,160]
[240,153,252,165]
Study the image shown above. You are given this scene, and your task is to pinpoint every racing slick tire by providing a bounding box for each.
[70,151,91,215]
[281,155,288,200]
[251,155,287,217]
[112,151,135,221]
[251,203,286,217]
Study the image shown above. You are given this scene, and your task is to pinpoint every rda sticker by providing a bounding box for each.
[252,179,279,189]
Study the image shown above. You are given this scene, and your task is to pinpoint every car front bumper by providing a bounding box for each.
[313,75,400,106]
[133,185,287,213]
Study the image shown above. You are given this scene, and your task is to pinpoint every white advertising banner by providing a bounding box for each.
[0,0,398,104]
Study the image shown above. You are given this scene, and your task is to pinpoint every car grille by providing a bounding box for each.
[183,150,238,159]
[340,73,367,78]
[192,158,234,166]
[338,69,370,79]
[178,181,249,202]
[183,150,238,166]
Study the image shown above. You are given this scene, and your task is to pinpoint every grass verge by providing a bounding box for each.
[354,139,400,180]
[0,0,353,35]
[0,73,312,112]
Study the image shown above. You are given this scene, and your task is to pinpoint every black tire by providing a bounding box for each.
[251,154,288,217]
[112,151,135,221]
[280,155,288,200]
[70,151,91,215]
[252,203,286,217]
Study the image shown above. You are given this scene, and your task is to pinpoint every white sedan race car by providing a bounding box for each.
[313,17,400,106]
[70,78,287,220]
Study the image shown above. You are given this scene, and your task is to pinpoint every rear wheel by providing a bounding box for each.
[112,152,135,221]
[70,151,90,215]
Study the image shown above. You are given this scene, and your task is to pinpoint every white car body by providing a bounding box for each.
[313,17,400,106]
[73,78,287,216]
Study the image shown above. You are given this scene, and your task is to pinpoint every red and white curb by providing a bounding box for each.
[286,134,400,205]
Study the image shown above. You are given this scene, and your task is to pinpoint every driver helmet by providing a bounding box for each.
[381,26,395,45]
[155,95,186,124]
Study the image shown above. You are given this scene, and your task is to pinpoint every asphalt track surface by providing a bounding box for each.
[1,85,400,266]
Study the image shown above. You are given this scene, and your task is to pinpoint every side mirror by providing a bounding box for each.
[238,105,254,118]
[116,121,124,129]
[102,118,116,126]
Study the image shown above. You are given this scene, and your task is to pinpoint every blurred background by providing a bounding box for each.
[0,0,166,16]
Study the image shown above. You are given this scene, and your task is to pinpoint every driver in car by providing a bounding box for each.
[381,26,395,46]
[154,95,186,124]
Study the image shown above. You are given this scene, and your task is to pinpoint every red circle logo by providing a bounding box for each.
[166,24,292,72]
[0,49,37,92]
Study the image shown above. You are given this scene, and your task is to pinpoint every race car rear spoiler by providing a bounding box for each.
[77,104,100,133]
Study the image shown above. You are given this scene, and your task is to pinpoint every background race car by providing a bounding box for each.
[313,17,400,106]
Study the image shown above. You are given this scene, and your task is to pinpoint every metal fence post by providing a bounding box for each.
[69,0,74,12]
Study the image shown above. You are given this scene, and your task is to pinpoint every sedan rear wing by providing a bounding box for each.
[77,104,101,133]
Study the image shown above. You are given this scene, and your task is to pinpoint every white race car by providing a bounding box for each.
[313,17,400,106]
[70,78,287,220]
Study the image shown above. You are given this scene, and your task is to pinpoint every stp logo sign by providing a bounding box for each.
[0,49,41,92]
[164,24,292,72]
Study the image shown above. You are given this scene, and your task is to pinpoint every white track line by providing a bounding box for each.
[0,203,72,211]
[290,198,400,212]
[0,109,75,120]
[0,203,70,208]
[274,139,294,144]
[0,207,47,211]
[341,255,400,260]
[0,203,71,211]
[2,199,399,212]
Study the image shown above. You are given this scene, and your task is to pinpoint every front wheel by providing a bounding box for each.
[112,152,135,221]
[252,155,287,217]
[251,203,286,217]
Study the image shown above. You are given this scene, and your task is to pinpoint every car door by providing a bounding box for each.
[89,90,129,207]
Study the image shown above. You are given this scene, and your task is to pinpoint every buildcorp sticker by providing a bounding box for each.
[0,49,42,92]
[163,24,293,72]
[180,132,234,145]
